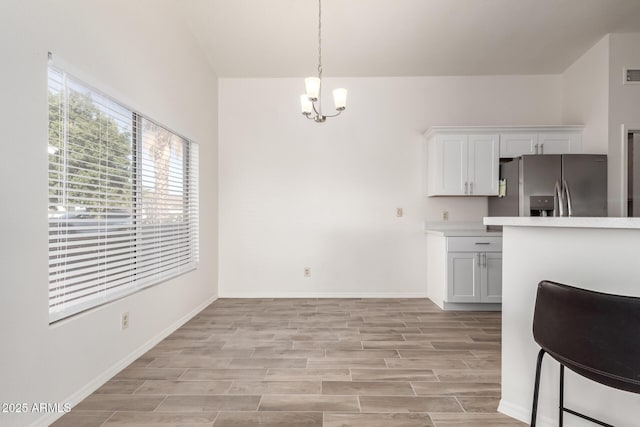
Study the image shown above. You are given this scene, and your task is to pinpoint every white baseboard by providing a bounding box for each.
[498,399,556,427]
[32,294,218,427]
[442,302,502,311]
[219,292,429,298]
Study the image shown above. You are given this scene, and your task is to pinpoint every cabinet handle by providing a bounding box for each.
[477,254,481,267]
[475,242,491,245]
[483,253,487,267]
[464,182,468,194]
[540,143,544,154]
[470,182,473,194]
[535,143,539,154]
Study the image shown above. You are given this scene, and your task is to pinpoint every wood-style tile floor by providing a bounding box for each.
[53,298,526,427]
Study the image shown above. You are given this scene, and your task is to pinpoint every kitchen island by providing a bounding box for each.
[483,217,640,427]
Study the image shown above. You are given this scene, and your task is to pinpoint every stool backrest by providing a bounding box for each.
[533,280,640,394]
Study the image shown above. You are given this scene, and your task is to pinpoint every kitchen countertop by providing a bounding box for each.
[425,228,502,237]
[483,216,640,229]
[424,221,502,236]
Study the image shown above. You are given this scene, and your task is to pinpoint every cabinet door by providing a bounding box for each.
[538,132,582,154]
[500,133,538,157]
[447,252,480,303]
[481,252,502,303]
[429,134,468,195]
[468,134,499,195]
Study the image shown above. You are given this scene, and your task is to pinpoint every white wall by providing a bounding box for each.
[218,75,562,297]
[562,35,610,154]
[560,32,640,216]
[0,1,218,426]
[608,33,640,216]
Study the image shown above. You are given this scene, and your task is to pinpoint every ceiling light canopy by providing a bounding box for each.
[300,0,346,123]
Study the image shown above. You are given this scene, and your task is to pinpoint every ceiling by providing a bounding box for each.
[175,0,640,78]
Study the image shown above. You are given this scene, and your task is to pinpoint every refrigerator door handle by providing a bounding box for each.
[563,179,573,217]
[554,180,565,217]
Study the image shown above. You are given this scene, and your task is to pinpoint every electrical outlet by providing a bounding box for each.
[442,211,449,221]
[304,267,311,277]
[121,312,129,330]
[396,207,403,217]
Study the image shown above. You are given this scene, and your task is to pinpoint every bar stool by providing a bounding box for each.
[530,280,640,427]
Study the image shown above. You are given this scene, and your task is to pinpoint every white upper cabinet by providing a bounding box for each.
[536,132,582,154]
[425,126,583,197]
[500,133,538,157]
[432,134,467,195]
[427,132,499,196]
[468,134,500,195]
[499,128,583,157]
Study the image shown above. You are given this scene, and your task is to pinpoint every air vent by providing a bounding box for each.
[624,68,640,84]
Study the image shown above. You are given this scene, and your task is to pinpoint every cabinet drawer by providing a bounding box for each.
[447,236,502,252]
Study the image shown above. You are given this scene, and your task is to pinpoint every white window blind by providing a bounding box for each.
[136,117,199,288]
[48,65,199,323]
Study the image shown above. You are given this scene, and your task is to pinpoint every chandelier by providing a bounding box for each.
[300,0,347,123]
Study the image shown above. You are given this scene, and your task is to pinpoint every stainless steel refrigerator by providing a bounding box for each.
[488,154,607,220]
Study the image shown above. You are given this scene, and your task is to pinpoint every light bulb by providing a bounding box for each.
[300,95,313,114]
[305,77,321,101]
[333,88,347,111]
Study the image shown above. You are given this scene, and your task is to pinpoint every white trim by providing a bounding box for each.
[498,399,556,427]
[424,125,584,139]
[33,294,217,427]
[622,123,628,216]
[442,302,501,311]
[621,124,640,217]
[218,292,428,299]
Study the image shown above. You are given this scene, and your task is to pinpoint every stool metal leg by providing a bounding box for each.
[531,349,614,427]
[531,349,546,427]
[558,363,614,427]
[559,364,565,427]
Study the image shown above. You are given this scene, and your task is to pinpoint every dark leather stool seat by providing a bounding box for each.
[531,280,640,427]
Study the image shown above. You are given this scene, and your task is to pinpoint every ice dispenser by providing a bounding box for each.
[529,196,554,216]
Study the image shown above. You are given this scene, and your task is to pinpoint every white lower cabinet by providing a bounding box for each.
[482,252,503,303]
[447,251,502,303]
[427,233,502,310]
[447,252,479,302]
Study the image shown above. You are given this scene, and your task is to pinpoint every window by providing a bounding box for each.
[48,65,198,323]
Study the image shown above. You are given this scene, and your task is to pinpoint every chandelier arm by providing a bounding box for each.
[323,109,343,119]
[312,100,322,117]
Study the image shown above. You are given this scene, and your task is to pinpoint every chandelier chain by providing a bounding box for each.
[317,0,322,78]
